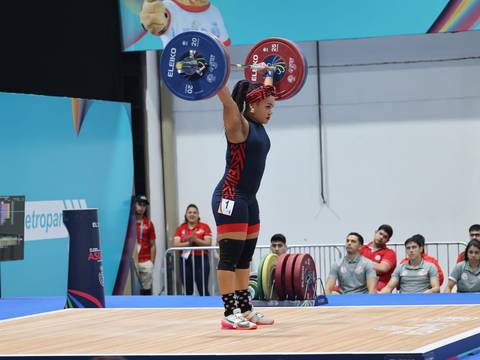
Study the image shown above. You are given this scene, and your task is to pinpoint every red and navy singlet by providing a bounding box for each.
[212,117,270,235]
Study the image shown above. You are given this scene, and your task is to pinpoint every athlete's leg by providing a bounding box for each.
[238,198,274,325]
[212,194,256,329]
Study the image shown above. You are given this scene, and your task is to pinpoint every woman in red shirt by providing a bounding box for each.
[174,204,212,295]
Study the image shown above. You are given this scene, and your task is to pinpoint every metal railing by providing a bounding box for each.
[163,241,467,295]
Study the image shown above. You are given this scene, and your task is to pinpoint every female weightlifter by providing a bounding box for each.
[212,65,276,330]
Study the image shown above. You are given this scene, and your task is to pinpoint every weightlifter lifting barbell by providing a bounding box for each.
[160,30,308,329]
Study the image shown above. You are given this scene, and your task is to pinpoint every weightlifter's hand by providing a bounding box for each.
[140,0,169,36]
[257,62,275,86]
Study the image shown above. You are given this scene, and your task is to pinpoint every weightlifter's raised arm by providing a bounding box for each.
[217,63,273,144]
[217,86,247,144]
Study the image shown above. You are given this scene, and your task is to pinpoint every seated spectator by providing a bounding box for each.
[270,233,288,255]
[249,233,288,280]
[457,224,480,263]
[399,235,444,285]
[326,232,377,294]
[173,204,212,296]
[380,235,440,294]
[360,224,396,290]
[445,239,480,293]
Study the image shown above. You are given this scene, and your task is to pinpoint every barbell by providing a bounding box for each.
[160,31,307,101]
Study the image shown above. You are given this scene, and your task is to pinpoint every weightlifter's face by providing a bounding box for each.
[251,96,276,124]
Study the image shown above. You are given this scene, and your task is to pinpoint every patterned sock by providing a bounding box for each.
[235,289,252,313]
[221,293,237,316]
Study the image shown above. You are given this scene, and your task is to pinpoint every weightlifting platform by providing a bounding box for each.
[1,294,480,359]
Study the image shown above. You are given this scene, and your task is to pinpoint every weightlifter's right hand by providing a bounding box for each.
[140,0,169,36]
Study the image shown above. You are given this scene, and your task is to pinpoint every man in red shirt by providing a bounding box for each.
[134,195,156,295]
[360,224,396,291]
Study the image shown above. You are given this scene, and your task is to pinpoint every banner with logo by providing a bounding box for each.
[119,0,480,52]
[0,93,133,296]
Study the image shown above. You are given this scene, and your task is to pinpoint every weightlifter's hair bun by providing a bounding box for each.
[232,80,261,113]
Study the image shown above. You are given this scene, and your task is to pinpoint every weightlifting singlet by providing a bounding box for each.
[212,116,270,231]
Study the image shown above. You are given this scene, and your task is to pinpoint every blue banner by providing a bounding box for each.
[0,93,133,296]
[119,0,480,52]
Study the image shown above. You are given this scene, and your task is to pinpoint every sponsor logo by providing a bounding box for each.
[167,47,177,78]
[354,265,364,274]
[88,247,102,262]
[24,199,88,241]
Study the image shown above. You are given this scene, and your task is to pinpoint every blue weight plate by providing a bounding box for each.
[160,31,229,101]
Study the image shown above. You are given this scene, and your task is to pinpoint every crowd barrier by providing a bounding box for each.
[160,241,467,296]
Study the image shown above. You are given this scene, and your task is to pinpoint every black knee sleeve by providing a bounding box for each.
[217,239,245,272]
[237,238,257,269]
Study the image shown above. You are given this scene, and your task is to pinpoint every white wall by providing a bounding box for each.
[171,31,480,247]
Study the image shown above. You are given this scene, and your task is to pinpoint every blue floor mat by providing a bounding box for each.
[2,293,480,321]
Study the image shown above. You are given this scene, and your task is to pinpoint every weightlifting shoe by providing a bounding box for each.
[242,308,274,325]
[221,308,257,330]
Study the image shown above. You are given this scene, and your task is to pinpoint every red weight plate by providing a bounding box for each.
[244,38,306,100]
[284,253,299,300]
[274,253,290,300]
[293,254,317,300]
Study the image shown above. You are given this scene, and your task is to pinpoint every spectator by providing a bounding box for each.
[399,235,444,285]
[270,233,288,255]
[457,224,480,263]
[445,239,480,293]
[360,224,396,290]
[380,235,440,294]
[174,204,212,295]
[325,232,377,294]
[133,195,156,295]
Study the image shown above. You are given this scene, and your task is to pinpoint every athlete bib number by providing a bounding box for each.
[218,198,235,216]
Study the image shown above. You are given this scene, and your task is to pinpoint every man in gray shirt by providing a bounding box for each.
[380,234,440,294]
[326,232,377,294]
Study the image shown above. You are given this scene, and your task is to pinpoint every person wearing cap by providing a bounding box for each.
[270,233,288,256]
[174,204,212,296]
[134,194,156,295]
[380,234,440,294]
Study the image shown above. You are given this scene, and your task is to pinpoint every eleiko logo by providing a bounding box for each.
[25,199,88,241]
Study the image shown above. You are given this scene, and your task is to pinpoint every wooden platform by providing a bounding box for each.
[1,304,480,358]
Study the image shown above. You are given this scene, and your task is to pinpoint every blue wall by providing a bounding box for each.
[0,93,133,296]
[120,0,454,51]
